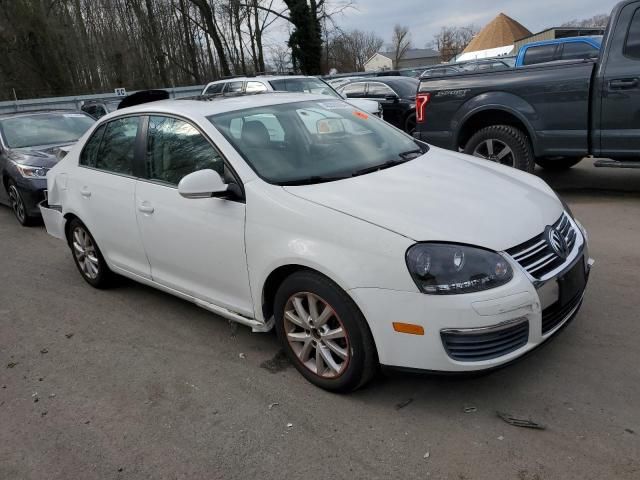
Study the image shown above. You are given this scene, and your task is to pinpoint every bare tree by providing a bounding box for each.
[326,29,383,72]
[390,24,411,69]
[431,24,478,62]
[562,14,610,27]
[269,43,292,73]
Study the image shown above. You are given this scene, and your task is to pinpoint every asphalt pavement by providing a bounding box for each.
[1,159,639,479]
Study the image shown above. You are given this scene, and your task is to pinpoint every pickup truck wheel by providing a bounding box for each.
[535,157,583,171]
[274,271,378,393]
[464,125,534,173]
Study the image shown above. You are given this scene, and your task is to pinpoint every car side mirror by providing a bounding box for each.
[385,94,399,102]
[178,169,228,199]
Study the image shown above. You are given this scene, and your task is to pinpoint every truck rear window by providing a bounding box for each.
[523,44,557,66]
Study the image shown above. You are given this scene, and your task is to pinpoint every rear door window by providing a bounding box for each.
[80,125,106,167]
[341,82,366,98]
[94,117,139,176]
[246,81,267,93]
[367,83,395,98]
[560,42,599,60]
[145,116,226,185]
[522,44,558,65]
[223,81,244,93]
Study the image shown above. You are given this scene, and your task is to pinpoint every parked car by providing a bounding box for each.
[325,76,366,89]
[337,76,419,134]
[41,93,592,392]
[201,75,382,118]
[415,0,640,171]
[0,110,95,225]
[515,36,602,67]
[81,100,121,119]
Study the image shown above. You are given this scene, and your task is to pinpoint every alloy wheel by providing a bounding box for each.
[283,292,350,378]
[8,185,26,224]
[472,139,514,166]
[72,226,100,280]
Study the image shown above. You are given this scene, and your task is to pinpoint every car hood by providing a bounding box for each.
[7,143,75,168]
[345,98,380,114]
[283,147,563,252]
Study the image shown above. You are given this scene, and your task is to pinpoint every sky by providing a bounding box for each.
[262,0,620,53]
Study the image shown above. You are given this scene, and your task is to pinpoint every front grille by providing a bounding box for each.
[506,213,578,279]
[541,291,583,334]
[441,319,529,362]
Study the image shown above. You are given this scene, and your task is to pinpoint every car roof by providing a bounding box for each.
[0,109,89,119]
[205,75,322,85]
[108,92,330,118]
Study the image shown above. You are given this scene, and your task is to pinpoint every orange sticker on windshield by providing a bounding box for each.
[353,111,369,120]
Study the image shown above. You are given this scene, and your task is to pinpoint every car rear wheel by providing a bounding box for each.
[68,218,114,289]
[535,157,583,171]
[7,180,35,226]
[274,271,377,392]
[464,125,534,173]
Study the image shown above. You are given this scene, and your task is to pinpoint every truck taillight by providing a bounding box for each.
[416,93,431,123]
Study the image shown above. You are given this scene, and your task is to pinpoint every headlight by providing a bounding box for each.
[15,164,49,179]
[406,243,513,295]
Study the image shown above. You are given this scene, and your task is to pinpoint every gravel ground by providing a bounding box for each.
[1,159,639,479]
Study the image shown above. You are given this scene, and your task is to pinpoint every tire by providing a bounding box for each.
[274,271,377,392]
[7,179,36,226]
[464,125,534,173]
[404,112,417,136]
[535,157,583,171]
[67,218,114,289]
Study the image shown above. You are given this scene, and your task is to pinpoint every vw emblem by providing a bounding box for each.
[545,226,569,259]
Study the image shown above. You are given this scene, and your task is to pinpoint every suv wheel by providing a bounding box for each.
[274,271,377,392]
[464,125,534,173]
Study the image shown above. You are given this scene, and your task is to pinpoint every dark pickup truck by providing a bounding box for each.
[415,0,640,172]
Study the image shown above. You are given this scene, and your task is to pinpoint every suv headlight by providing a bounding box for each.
[406,243,513,295]
[15,164,49,179]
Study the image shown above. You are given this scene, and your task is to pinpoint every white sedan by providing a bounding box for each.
[40,93,592,392]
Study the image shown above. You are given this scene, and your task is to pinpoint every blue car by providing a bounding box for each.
[515,36,602,67]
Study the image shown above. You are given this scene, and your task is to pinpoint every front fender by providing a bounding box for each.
[244,183,416,322]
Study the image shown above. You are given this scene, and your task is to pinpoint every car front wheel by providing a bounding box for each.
[68,218,114,288]
[274,271,377,392]
[7,180,35,226]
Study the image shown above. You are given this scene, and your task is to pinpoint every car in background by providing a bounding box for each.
[0,110,95,225]
[515,36,602,67]
[337,76,419,134]
[201,75,382,118]
[81,99,121,119]
[420,58,515,79]
[325,76,367,89]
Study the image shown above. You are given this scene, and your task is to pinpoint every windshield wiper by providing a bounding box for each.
[278,175,350,186]
[398,148,425,160]
[350,159,408,178]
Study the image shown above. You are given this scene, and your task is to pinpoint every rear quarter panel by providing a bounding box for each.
[418,61,595,157]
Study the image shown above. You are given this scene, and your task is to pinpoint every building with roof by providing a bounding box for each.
[457,13,532,61]
[364,48,441,71]
[513,27,606,52]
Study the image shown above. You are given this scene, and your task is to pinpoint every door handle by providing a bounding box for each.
[138,203,154,214]
[609,78,639,90]
[80,188,91,198]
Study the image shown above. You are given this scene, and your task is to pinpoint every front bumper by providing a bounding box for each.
[349,250,592,373]
[15,177,47,217]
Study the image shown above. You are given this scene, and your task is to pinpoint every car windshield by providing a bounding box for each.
[269,78,341,99]
[0,113,94,148]
[208,100,427,185]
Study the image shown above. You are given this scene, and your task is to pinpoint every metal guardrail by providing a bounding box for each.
[0,85,206,114]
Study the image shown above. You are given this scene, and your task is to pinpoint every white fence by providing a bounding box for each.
[0,85,205,115]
